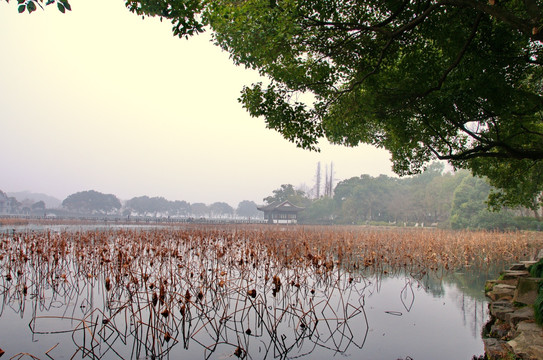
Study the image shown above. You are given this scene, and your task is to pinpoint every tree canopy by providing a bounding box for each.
[125,196,173,216]
[8,0,70,14]
[209,201,234,217]
[264,184,309,206]
[236,200,260,219]
[14,0,543,211]
[62,190,121,214]
[124,0,543,213]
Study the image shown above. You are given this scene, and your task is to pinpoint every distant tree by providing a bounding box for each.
[390,166,471,225]
[0,191,24,214]
[334,175,395,223]
[190,203,208,218]
[337,197,364,225]
[264,184,309,207]
[171,200,190,217]
[450,176,491,229]
[302,197,335,224]
[471,158,543,220]
[404,162,446,223]
[62,190,121,214]
[32,201,46,211]
[236,200,260,219]
[125,196,171,216]
[334,176,365,224]
[449,176,516,230]
[423,170,470,224]
[8,197,21,214]
[385,181,411,224]
[209,202,234,218]
[147,196,170,216]
[125,196,150,216]
[122,208,132,217]
[331,165,474,225]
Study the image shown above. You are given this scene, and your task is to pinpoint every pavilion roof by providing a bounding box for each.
[257,200,305,213]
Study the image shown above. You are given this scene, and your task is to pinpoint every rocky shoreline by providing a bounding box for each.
[484,261,543,360]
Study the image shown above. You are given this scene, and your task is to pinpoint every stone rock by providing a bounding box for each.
[490,300,515,321]
[501,270,530,280]
[488,284,517,302]
[513,277,540,306]
[490,322,512,339]
[486,280,497,291]
[521,260,537,269]
[497,278,520,287]
[487,278,519,290]
[483,338,511,360]
[505,306,535,326]
[484,262,543,360]
[507,321,543,360]
[510,263,528,271]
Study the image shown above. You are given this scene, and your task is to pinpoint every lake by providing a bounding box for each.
[0,224,539,359]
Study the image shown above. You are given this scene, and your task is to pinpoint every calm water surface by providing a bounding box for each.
[0,225,491,359]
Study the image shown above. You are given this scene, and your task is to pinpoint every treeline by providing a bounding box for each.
[0,190,46,215]
[282,163,541,230]
[123,196,261,219]
[2,162,541,230]
[1,189,262,219]
[58,191,262,219]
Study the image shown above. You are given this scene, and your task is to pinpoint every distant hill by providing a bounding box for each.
[7,191,62,209]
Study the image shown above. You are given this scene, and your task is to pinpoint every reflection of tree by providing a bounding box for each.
[442,270,495,339]
[416,271,491,339]
[444,270,497,301]
[418,273,446,298]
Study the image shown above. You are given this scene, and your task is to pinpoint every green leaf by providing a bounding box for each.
[59,0,71,11]
[27,1,36,12]
[17,4,25,12]
[57,2,64,13]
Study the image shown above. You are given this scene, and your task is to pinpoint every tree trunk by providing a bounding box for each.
[534,208,541,221]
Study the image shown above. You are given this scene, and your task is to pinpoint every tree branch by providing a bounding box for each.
[442,0,541,40]
[419,12,483,97]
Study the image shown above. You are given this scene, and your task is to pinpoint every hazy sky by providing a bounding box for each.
[0,0,395,207]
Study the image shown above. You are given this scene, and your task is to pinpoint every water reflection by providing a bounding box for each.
[0,229,492,359]
[0,273,489,359]
[3,271,370,358]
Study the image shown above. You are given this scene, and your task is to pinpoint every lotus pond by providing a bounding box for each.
[0,224,541,359]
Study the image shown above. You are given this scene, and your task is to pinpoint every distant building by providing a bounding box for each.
[257,200,304,224]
